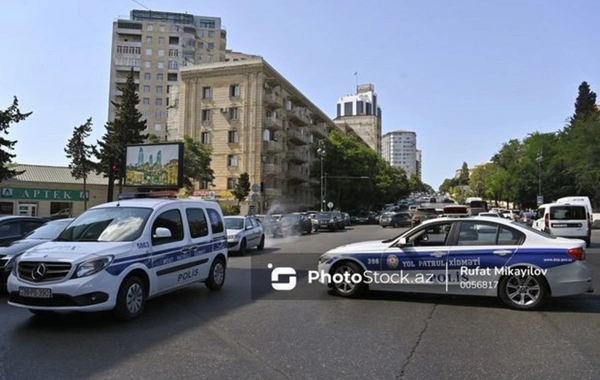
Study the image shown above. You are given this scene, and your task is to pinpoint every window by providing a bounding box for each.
[227,177,236,190]
[186,208,209,238]
[202,86,212,99]
[169,49,179,57]
[228,107,239,120]
[158,37,165,44]
[143,98,150,105]
[336,103,341,117]
[145,61,151,68]
[245,218,253,229]
[344,102,352,116]
[168,73,178,81]
[143,85,150,93]
[197,41,204,49]
[208,30,215,38]
[169,36,179,45]
[206,208,224,234]
[155,98,163,106]
[151,209,184,245]
[208,42,214,50]
[143,72,151,80]
[228,130,238,143]
[142,110,150,118]
[227,154,238,167]
[146,36,152,43]
[201,132,210,144]
[166,97,169,106]
[207,55,213,62]
[168,60,178,69]
[145,48,152,56]
[158,61,165,69]
[230,84,240,97]
[198,30,204,37]
[199,181,209,190]
[407,222,453,247]
[550,205,587,220]
[158,49,165,57]
[201,109,211,122]
[159,25,165,32]
[366,102,372,115]
[146,24,153,31]
[157,73,164,81]
[155,111,164,119]
[154,124,162,131]
[156,86,163,93]
[357,101,364,114]
[167,85,171,93]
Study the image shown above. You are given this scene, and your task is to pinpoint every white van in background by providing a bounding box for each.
[533,202,590,247]
[556,196,593,225]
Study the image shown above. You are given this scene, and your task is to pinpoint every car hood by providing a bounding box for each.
[0,240,48,257]
[226,228,244,235]
[326,240,391,254]
[18,241,134,263]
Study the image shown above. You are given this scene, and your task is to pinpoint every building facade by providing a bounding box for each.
[416,149,422,180]
[168,56,348,211]
[0,165,131,218]
[108,9,227,140]
[333,84,382,155]
[381,130,418,177]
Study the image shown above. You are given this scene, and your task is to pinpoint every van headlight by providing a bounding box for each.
[73,256,114,278]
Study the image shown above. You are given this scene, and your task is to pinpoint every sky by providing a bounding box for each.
[2,0,599,188]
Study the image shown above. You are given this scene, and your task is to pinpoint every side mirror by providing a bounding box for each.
[246,225,253,230]
[153,227,172,239]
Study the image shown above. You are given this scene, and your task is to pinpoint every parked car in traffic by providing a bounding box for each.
[379,212,412,228]
[315,212,344,231]
[0,216,50,247]
[255,214,283,238]
[411,208,438,227]
[280,213,313,235]
[224,215,265,255]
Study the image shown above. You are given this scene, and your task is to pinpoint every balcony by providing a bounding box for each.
[115,77,140,84]
[286,149,309,164]
[263,163,282,177]
[310,123,328,138]
[263,116,282,131]
[263,140,283,154]
[286,166,309,183]
[287,108,310,126]
[263,93,282,109]
[288,129,309,145]
[264,188,283,198]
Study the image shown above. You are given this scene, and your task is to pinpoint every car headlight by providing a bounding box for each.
[9,256,19,276]
[227,235,236,240]
[73,256,113,279]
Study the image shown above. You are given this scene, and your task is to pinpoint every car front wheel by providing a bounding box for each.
[329,261,367,298]
[113,276,146,321]
[498,271,548,310]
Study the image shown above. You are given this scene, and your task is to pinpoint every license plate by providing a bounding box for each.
[19,286,52,298]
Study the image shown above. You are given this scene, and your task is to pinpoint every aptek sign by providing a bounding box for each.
[0,187,89,201]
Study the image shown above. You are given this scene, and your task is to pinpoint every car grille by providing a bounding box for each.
[18,261,72,282]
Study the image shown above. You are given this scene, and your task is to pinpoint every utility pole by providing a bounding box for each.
[317,140,326,212]
[536,150,543,204]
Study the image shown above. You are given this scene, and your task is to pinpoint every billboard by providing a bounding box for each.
[124,142,184,188]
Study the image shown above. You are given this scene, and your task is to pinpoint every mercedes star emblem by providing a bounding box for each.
[31,263,47,280]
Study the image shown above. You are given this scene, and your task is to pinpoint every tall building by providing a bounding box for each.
[381,130,418,177]
[416,149,422,180]
[167,54,358,211]
[108,9,227,140]
[333,84,382,154]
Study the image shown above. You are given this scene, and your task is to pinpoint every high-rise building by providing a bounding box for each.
[381,130,418,177]
[167,54,362,211]
[416,149,422,180]
[333,84,382,154]
[108,9,227,140]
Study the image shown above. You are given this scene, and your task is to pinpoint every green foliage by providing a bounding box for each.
[458,162,470,185]
[64,118,96,180]
[232,172,251,205]
[181,135,214,191]
[0,97,31,181]
[309,130,410,211]
[219,203,240,216]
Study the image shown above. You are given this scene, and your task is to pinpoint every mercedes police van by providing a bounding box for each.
[6,196,228,320]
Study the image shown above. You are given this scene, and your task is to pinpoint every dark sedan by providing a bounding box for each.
[316,212,345,232]
[0,215,50,247]
[0,218,73,290]
[280,213,312,235]
[379,212,412,228]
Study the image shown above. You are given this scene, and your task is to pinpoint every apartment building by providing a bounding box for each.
[108,9,227,140]
[167,54,345,211]
[333,84,382,155]
[416,149,422,180]
[381,130,418,177]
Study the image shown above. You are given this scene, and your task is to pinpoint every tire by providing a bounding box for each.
[498,271,548,310]
[205,256,226,291]
[393,222,399,228]
[330,261,367,298]
[382,225,387,228]
[257,235,265,250]
[113,276,146,321]
[585,237,591,248]
[239,239,247,256]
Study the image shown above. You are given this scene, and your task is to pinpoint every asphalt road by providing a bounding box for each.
[1,225,599,380]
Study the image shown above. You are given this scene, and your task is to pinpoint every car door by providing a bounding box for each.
[150,205,193,293]
[0,221,22,246]
[184,207,213,282]
[379,220,455,294]
[244,217,257,246]
[446,220,522,295]
[250,217,263,239]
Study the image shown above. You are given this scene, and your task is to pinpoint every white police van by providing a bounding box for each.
[6,197,228,320]
[533,202,590,247]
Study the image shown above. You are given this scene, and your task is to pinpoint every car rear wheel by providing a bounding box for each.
[498,271,548,310]
[330,261,367,298]
[257,235,265,250]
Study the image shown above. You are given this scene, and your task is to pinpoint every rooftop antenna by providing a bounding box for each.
[132,0,151,10]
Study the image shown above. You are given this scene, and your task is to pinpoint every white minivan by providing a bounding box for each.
[7,198,228,320]
[533,202,590,247]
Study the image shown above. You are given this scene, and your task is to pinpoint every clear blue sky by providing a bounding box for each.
[2,0,599,188]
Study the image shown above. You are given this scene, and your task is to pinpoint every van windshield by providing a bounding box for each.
[550,206,587,220]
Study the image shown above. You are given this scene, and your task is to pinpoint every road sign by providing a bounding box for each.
[537,195,544,205]
[327,202,334,209]
[208,191,216,200]
[251,183,260,193]
[251,193,260,202]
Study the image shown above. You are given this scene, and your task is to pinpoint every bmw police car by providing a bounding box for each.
[317,216,593,310]
[6,198,228,320]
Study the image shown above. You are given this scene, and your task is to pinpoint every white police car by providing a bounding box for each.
[317,217,593,310]
[7,198,228,320]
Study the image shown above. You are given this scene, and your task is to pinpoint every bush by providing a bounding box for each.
[220,204,240,216]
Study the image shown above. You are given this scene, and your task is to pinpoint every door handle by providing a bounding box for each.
[493,250,512,256]
[430,252,447,258]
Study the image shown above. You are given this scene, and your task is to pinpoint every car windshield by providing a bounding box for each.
[56,207,152,242]
[550,205,587,220]
[224,217,245,230]
[23,220,72,240]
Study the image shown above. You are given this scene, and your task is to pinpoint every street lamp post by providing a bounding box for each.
[536,150,543,204]
[317,140,326,212]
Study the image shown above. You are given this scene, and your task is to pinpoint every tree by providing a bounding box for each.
[458,162,470,185]
[64,118,96,210]
[408,173,425,193]
[181,135,214,191]
[572,81,597,122]
[232,172,251,206]
[0,97,31,181]
[95,68,148,200]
